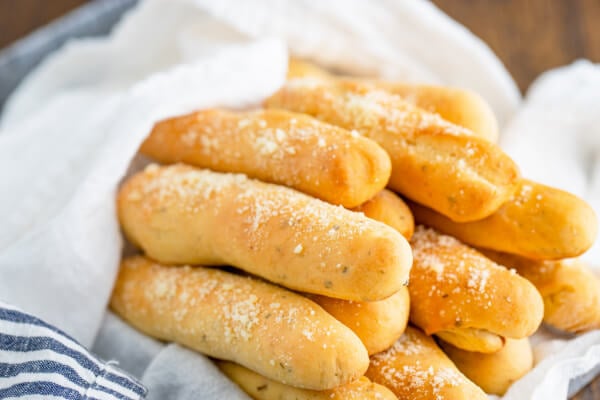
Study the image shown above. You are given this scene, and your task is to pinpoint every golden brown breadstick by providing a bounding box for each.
[111,256,369,390]
[118,164,412,301]
[218,361,396,400]
[352,189,414,239]
[265,79,520,222]
[140,109,391,208]
[409,179,598,260]
[286,59,498,142]
[434,328,504,354]
[482,251,600,333]
[375,82,498,143]
[366,326,487,400]
[439,338,533,395]
[408,226,543,353]
[307,287,410,355]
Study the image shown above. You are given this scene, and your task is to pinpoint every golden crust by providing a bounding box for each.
[372,81,498,143]
[308,287,410,355]
[410,179,598,260]
[366,327,487,400]
[141,108,391,208]
[408,227,543,352]
[440,338,533,395]
[286,59,499,142]
[265,78,520,222]
[218,362,396,400]
[110,256,369,390]
[483,251,600,333]
[117,164,412,301]
[352,189,415,239]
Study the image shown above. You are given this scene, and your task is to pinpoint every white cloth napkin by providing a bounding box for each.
[0,0,598,398]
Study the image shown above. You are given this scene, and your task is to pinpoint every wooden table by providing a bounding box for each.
[1,0,598,398]
[432,0,600,92]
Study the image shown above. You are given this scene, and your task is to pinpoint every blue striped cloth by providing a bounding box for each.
[0,303,147,399]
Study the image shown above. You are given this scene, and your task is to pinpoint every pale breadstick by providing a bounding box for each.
[287,58,333,79]
[307,287,410,355]
[410,179,598,260]
[366,327,487,400]
[439,338,533,395]
[218,361,396,400]
[140,109,391,208]
[352,189,414,239]
[482,251,600,333]
[111,256,369,390]
[408,227,543,353]
[286,58,498,142]
[265,79,520,222]
[118,164,412,301]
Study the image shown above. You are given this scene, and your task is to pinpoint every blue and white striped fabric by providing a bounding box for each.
[0,303,147,399]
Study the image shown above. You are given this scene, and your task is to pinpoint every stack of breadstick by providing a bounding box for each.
[110,58,599,399]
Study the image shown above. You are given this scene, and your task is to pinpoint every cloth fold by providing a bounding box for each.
[93,312,251,400]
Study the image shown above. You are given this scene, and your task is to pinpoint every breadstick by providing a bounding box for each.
[286,59,498,142]
[307,287,410,355]
[410,179,598,260]
[374,82,498,143]
[352,189,414,239]
[287,58,333,80]
[218,361,396,400]
[439,338,533,395]
[366,326,487,400]
[111,256,369,390]
[118,164,412,301]
[434,328,504,354]
[408,227,543,353]
[265,78,520,222]
[482,251,600,333]
[140,108,391,208]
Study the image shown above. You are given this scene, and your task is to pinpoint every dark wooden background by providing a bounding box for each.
[0,0,598,398]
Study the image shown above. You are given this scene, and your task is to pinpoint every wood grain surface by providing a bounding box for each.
[0,0,89,49]
[432,0,600,92]
[0,0,598,398]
